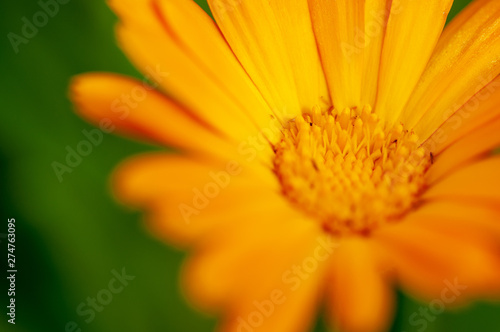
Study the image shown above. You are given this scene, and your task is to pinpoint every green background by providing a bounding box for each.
[0,0,498,331]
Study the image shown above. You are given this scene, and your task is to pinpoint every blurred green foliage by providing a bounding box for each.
[0,1,498,331]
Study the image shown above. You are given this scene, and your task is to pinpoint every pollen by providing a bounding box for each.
[273,105,431,236]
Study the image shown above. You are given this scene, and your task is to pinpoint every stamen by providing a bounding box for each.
[273,105,431,236]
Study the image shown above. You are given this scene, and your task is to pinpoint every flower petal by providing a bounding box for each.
[426,115,500,184]
[182,216,327,326]
[424,76,500,155]
[70,73,233,159]
[208,0,330,116]
[401,0,500,140]
[375,214,500,301]
[326,239,394,332]
[405,200,500,242]
[110,0,273,142]
[218,266,323,332]
[113,153,280,246]
[309,0,392,110]
[375,0,453,123]
[423,156,500,205]
[154,0,280,134]
[362,0,392,108]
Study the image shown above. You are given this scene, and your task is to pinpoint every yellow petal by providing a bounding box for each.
[182,215,326,319]
[423,156,500,204]
[309,0,364,110]
[327,239,394,332]
[401,0,500,140]
[154,0,279,136]
[148,191,289,248]
[113,153,278,206]
[70,73,233,159]
[426,116,500,184]
[110,0,272,142]
[113,153,278,204]
[375,0,453,123]
[424,76,500,154]
[405,200,500,241]
[208,0,330,116]
[375,216,500,301]
[113,153,281,247]
[309,0,392,110]
[218,250,324,332]
[362,0,392,108]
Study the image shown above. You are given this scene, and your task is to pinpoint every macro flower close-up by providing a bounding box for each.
[69,0,500,331]
[2,0,500,331]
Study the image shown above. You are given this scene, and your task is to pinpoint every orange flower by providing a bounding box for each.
[70,0,500,331]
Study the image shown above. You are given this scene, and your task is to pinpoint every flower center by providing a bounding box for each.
[273,106,431,236]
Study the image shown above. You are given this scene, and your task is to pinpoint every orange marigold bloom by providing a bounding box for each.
[70,0,500,331]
